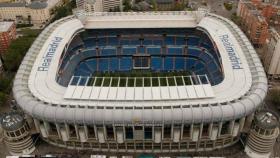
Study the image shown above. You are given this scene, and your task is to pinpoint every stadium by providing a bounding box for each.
[13,10,267,153]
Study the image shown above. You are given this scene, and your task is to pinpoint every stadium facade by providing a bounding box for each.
[13,11,268,153]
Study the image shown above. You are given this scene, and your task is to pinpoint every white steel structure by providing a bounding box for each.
[13,11,267,153]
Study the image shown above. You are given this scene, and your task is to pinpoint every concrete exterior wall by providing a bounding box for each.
[237,0,269,46]
[264,28,280,77]
[0,21,16,54]
[34,117,245,152]
[0,1,61,28]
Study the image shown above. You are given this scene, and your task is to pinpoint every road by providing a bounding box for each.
[189,0,239,19]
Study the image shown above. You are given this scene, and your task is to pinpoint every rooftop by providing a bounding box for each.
[0,112,24,131]
[0,21,14,32]
[0,2,25,8]
[255,111,279,129]
[0,0,60,9]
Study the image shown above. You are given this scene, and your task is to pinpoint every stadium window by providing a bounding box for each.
[183,124,190,138]
[87,126,95,138]
[144,127,153,139]
[20,128,25,134]
[202,124,209,137]
[133,56,150,69]
[164,125,171,139]
[49,123,57,136]
[10,132,15,137]
[15,130,21,137]
[106,126,114,139]
[221,122,230,135]
[68,124,77,138]
[125,126,133,139]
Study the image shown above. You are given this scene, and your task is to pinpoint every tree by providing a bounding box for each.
[0,73,13,94]
[0,92,7,106]
[151,0,158,11]
[171,2,185,11]
[224,2,233,11]
[51,0,75,22]
[123,0,132,12]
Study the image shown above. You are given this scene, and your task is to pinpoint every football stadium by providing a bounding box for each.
[13,11,268,153]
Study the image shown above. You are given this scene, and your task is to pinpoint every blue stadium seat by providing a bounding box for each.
[187,48,202,57]
[195,62,205,70]
[175,58,185,70]
[98,38,107,46]
[122,47,136,55]
[108,37,119,45]
[168,47,183,55]
[188,36,200,46]
[199,53,212,62]
[165,36,175,45]
[79,62,91,73]
[185,58,197,69]
[131,40,141,45]
[151,57,162,71]
[84,38,96,48]
[120,57,132,71]
[86,59,97,72]
[83,50,96,58]
[147,47,161,55]
[101,48,116,56]
[110,57,119,71]
[201,42,213,50]
[143,40,153,45]
[99,58,109,71]
[153,40,163,45]
[164,57,173,70]
[120,40,130,45]
[175,37,186,45]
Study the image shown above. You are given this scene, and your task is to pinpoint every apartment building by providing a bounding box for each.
[0,57,3,73]
[0,21,16,54]
[237,1,269,46]
[76,0,122,12]
[103,0,122,11]
[0,0,62,28]
[263,28,280,78]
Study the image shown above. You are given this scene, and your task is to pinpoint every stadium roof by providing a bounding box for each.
[13,11,267,124]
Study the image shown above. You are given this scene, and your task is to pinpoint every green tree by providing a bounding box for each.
[224,2,233,11]
[123,0,132,12]
[51,0,75,22]
[2,31,39,72]
[0,92,7,106]
[151,0,158,11]
[171,2,185,11]
[0,75,12,93]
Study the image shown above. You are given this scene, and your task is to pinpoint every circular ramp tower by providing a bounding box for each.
[0,112,35,156]
[245,111,279,158]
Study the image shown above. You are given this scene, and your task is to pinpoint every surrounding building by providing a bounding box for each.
[76,0,122,12]
[0,56,3,73]
[0,21,16,54]
[0,112,36,155]
[146,0,187,11]
[237,0,269,46]
[0,0,62,28]
[245,111,279,158]
[13,11,267,153]
[263,27,280,78]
